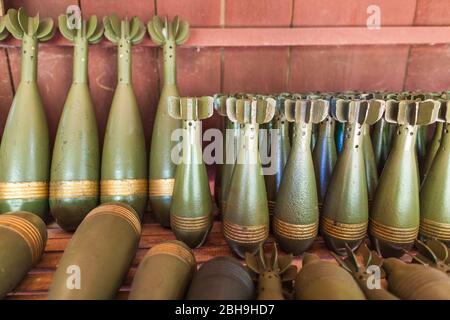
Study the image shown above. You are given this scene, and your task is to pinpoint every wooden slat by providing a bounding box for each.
[1,27,450,48]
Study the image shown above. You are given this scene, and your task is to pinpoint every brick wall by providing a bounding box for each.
[0,0,449,147]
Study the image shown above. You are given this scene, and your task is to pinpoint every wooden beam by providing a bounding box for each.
[1,26,450,47]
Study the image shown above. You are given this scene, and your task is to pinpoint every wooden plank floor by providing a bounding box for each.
[5,213,336,300]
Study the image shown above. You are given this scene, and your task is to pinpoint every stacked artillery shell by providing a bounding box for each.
[273,97,328,255]
[148,16,189,227]
[48,203,141,299]
[222,97,276,257]
[101,16,147,217]
[332,244,398,300]
[371,93,397,174]
[0,8,55,219]
[294,253,366,300]
[0,212,47,299]
[186,256,255,300]
[334,121,345,154]
[421,122,443,183]
[245,244,297,300]
[321,98,385,255]
[420,99,450,245]
[214,94,240,214]
[313,102,337,212]
[264,94,291,216]
[362,122,379,208]
[49,15,103,231]
[168,96,214,248]
[129,240,196,300]
[370,99,440,257]
[382,257,450,299]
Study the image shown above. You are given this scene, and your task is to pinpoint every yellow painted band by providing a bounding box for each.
[273,216,318,240]
[86,204,141,236]
[49,180,98,199]
[223,219,268,243]
[420,218,450,240]
[0,215,45,264]
[146,242,196,269]
[321,216,368,240]
[268,201,276,215]
[101,179,147,197]
[149,178,174,197]
[171,214,212,231]
[369,218,418,243]
[0,181,48,200]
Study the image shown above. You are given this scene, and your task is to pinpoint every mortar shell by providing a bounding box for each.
[129,240,196,300]
[294,254,366,300]
[48,202,141,300]
[186,256,255,300]
[0,212,47,299]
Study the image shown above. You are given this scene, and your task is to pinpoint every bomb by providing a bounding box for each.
[213,94,241,214]
[49,14,103,231]
[294,253,366,300]
[419,99,450,246]
[48,202,141,299]
[370,99,440,257]
[321,98,385,255]
[263,94,291,216]
[245,244,297,300]
[371,93,397,174]
[222,96,275,258]
[421,122,443,183]
[331,244,398,300]
[0,212,47,299]
[129,240,196,300]
[100,16,147,217]
[382,257,450,299]
[186,256,255,300]
[313,98,337,212]
[148,16,189,227]
[273,97,328,255]
[168,96,214,248]
[362,122,379,208]
[0,8,55,219]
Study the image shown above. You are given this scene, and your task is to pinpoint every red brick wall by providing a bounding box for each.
[0,0,449,146]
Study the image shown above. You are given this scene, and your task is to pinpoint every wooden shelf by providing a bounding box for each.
[1,26,450,48]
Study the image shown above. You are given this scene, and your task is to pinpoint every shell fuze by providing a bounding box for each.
[274,97,328,255]
[245,243,297,300]
[129,240,196,300]
[419,99,450,245]
[186,256,255,300]
[331,244,398,300]
[213,94,241,214]
[100,15,148,217]
[0,8,55,219]
[294,253,366,300]
[48,203,141,299]
[148,16,189,227]
[370,99,440,257]
[168,96,214,248]
[222,96,276,258]
[264,94,291,216]
[0,212,47,299]
[321,98,385,255]
[50,14,103,231]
